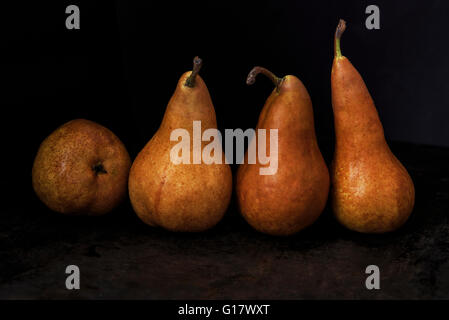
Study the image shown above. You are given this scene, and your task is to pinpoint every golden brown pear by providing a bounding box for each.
[128,57,232,232]
[331,20,415,233]
[236,67,330,236]
[32,119,131,215]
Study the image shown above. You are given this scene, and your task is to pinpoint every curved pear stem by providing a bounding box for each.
[246,66,283,92]
[185,56,202,88]
[334,19,346,58]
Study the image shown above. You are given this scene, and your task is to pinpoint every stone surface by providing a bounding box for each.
[0,142,448,299]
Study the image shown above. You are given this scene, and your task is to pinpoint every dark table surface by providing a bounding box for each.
[1,142,448,299]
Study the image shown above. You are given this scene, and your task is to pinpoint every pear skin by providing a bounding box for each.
[331,20,415,233]
[236,67,330,236]
[32,119,131,215]
[128,57,232,232]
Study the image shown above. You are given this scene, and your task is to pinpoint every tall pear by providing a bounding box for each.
[331,20,415,233]
[128,57,232,232]
[236,67,330,236]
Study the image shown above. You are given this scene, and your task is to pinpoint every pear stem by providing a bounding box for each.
[246,66,283,92]
[92,163,107,175]
[185,56,202,88]
[334,19,346,58]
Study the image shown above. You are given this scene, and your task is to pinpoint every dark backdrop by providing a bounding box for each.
[1,0,448,205]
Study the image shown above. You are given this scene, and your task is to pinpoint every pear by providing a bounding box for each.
[128,57,232,232]
[236,67,330,236]
[331,20,415,233]
[32,119,131,215]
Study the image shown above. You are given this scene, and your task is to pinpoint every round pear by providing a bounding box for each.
[32,119,131,215]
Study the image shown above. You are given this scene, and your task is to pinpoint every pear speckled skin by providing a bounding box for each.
[331,20,415,233]
[128,67,232,232]
[237,73,330,236]
[32,119,131,215]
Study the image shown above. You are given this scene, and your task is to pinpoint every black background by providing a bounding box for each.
[1,0,449,300]
[2,0,449,205]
